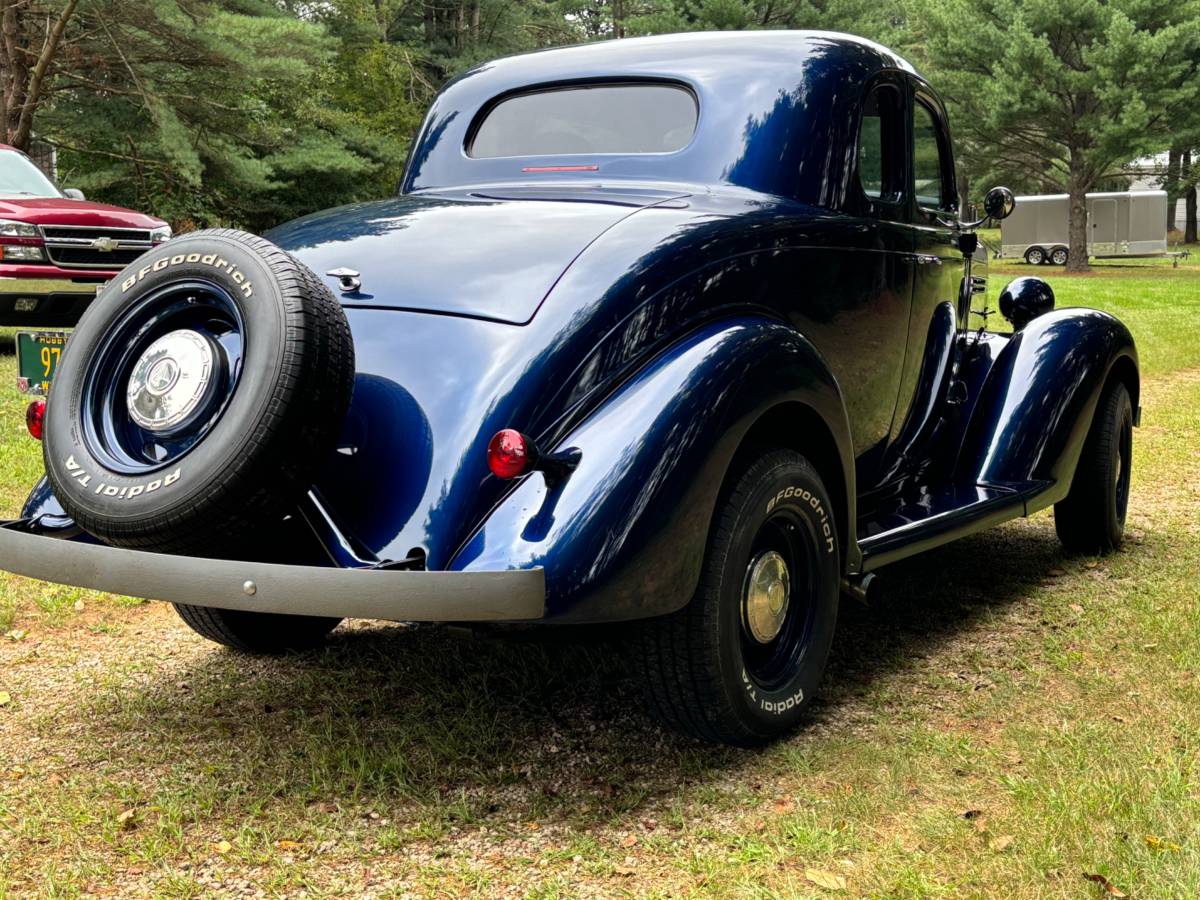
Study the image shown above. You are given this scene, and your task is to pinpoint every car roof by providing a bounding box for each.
[469,30,916,79]
[404,31,922,205]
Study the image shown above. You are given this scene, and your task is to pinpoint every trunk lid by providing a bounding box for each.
[268,188,686,325]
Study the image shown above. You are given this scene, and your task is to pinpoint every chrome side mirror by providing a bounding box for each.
[962,186,1015,229]
[63,188,86,201]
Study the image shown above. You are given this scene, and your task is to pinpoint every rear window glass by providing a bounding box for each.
[468,84,697,159]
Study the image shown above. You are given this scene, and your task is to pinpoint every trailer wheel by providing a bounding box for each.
[1024,246,1046,265]
[1050,247,1069,265]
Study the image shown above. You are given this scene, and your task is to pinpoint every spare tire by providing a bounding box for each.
[43,229,354,554]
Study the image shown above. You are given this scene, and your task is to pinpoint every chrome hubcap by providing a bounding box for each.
[743,550,791,644]
[126,329,213,432]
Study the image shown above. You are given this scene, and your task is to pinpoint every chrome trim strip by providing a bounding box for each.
[38,224,153,236]
[0,522,546,622]
[44,237,152,248]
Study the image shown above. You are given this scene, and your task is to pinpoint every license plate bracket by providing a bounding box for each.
[15,331,69,395]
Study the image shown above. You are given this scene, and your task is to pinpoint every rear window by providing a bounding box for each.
[468,84,697,159]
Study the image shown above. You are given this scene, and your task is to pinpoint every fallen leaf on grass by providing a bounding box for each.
[620,834,638,848]
[0,692,10,707]
[275,840,301,851]
[214,840,232,855]
[1083,872,1127,897]
[1069,604,1085,615]
[4,630,26,641]
[774,797,796,814]
[1145,835,1182,852]
[804,869,847,891]
[990,835,1014,851]
[116,809,137,831]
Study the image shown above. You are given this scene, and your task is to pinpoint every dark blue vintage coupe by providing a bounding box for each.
[3,32,1138,745]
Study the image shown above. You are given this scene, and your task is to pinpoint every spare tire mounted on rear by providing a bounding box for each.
[43,229,355,554]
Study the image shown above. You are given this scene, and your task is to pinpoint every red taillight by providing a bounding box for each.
[487,429,533,479]
[26,399,45,441]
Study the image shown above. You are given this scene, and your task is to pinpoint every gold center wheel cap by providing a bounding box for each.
[743,550,791,644]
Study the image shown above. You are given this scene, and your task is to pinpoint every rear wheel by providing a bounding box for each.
[1024,246,1046,265]
[637,450,840,746]
[174,604,341,654]
[1050,247,1069,265]
[1054,381,1134,554]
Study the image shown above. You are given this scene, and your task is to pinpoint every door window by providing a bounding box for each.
[857,85,904,206]
[913,101,954,212]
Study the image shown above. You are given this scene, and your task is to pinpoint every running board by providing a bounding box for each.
[857,484,1030,572]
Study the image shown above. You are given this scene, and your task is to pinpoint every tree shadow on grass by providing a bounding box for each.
[87,521,1068,825]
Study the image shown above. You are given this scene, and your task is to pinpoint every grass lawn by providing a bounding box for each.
[0,251,1197,897]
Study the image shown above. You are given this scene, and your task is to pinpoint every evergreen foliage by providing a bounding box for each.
[0,0,1195,243]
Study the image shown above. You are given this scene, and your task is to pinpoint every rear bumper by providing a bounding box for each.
[0,521,546,622]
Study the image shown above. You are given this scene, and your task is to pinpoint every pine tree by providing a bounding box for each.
[916,0,1200,271]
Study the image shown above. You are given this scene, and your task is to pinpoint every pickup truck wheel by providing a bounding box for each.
[1054,381,1133,554]
[636,450,840,746]
[1024,246,1046,265]
[173,603,341,654]
[42,230,354,554]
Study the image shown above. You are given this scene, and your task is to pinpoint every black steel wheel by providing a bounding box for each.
[637,449,840,746]
[1054,380,1134,554]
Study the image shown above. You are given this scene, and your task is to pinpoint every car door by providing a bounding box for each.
[880,86,964,486]
[818,77,917,494]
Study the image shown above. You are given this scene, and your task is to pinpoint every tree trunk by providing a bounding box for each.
[1066,154,1090,273]
[1166,147,1181,232]
[1185,148,1198,244]
[1,1,29,145]
[0,0,78,150]
[424,1,436,45]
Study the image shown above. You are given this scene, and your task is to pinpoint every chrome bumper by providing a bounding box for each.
[0,277,105,295]
[0,522,545,622]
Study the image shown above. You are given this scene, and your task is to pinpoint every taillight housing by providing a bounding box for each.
[26,399,45,441]
[487,429,533,479]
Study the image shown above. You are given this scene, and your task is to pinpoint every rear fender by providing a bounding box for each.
[957,308,1138,510]
[449,316,854,623]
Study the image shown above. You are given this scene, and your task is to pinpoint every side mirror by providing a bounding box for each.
[999,277,1054,330]
[982,186,1015,221]
[962,186,1015,229]
[63,188,85,201]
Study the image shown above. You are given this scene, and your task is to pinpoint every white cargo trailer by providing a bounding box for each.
[1000,190,1168,265]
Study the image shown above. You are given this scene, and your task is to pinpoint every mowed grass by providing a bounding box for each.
[0,253,1197,897]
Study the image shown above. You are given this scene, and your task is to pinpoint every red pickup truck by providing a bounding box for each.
[0,144,170,327]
